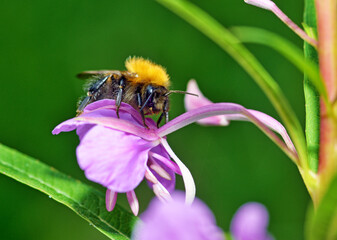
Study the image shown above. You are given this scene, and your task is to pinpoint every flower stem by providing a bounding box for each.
[158,103,299,164]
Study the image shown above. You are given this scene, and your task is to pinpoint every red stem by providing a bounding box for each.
[316,0,337,198]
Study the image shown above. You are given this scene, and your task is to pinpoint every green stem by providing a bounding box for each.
[304,0,320,173]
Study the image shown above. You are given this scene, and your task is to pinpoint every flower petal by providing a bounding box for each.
[82,99,157,129]
[132,192,225,240]
[52,118,89,135]
[76,124,95,141]
[53,100,158,141]
[77,109,158,141]
[76,124,155,192]
[244,0,275,10]
[230,202,273,240]
[185,79,229,126]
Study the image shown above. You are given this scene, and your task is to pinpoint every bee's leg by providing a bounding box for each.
[156,111,169,128]
[77,75,109,114]
[76,95,91,115]
[136,90,148,128]
[139,86,156,128]
[89,75,109,93]
[115,78,126,118]
[165,111,169,124]
[156,100,169,128]
[156,113,164,128]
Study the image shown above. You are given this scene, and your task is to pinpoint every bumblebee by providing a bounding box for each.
[77,57,194,127]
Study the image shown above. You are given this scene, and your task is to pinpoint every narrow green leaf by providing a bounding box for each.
[303,0,320,172]
[0,143,137,240]
[232,26,324,172]
[306,174,337,240]
[156,0,308,168]
[231,26,327,104]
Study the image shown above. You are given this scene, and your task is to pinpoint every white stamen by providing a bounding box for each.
[146,167,172,202]
[145,168,159,184]
[153,183,172,202]
[105,189,118,212]
[150,163,172,180]
[161,139,196,204]
[126,191,139,216]
[149,151,181,174]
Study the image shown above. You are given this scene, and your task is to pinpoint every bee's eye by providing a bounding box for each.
[145,86,157,102]
[146,85,154,96]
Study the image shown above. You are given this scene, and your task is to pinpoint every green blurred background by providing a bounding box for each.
[0,0,309,239]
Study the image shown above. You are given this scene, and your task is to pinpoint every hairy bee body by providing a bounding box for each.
[77,57,171,127]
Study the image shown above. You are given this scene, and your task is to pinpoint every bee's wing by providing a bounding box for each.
[76,70,122,79]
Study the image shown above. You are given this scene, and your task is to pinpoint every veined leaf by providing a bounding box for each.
[0,143,137,240]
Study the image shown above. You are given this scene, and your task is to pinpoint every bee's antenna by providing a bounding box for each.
[165,90,198,97]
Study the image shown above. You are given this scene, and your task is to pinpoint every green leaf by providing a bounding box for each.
[232,25,323,173]
[231,26,327,104]
[303,0,320,173]
[0,143,137,240]
[306,174,337,240]
[156,0,308,168]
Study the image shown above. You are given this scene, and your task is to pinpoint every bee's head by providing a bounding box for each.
[141,85,197,115]
[142,85,169,114]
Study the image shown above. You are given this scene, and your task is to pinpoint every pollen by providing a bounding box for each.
[125,57,170,87]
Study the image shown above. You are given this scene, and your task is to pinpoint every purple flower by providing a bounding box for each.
[53,100,186,215]
[132,192,225,240]
[230,202,273,240]
[53,80,295,215]
[132,192,273,240]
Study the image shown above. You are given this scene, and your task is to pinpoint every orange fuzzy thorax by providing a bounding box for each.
[125,57,170,88]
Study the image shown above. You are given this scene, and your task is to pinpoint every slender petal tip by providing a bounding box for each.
[185,79,229,126]
[244,0,275,11]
